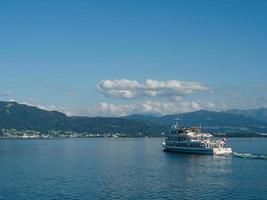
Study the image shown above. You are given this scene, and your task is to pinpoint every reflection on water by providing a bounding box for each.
[0,138,266,200]
[164,152,233,194]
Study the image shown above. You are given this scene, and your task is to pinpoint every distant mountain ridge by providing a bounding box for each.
[1,100,267,136]
[0,101,165,136]
[125,110,267,133]
[225,108,267,122]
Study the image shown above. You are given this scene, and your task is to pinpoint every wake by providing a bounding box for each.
[230,152,267,160]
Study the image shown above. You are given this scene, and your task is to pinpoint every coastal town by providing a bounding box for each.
[0,129,128,139]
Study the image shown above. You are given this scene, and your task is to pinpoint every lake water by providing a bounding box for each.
[0,138,267,200]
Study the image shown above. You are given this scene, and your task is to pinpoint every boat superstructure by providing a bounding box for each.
[163,117,232,155]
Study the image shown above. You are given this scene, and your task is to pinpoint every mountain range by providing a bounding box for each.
[0,101,267,136]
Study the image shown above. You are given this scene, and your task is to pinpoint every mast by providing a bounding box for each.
[174,114,182,129]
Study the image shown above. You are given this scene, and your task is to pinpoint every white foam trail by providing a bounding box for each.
[231,152,267,160]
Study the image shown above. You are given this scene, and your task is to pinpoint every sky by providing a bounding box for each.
[0,0,267,116]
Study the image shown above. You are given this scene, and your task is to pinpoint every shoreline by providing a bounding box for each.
[1,136,267,140]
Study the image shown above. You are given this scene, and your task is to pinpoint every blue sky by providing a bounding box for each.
[0,0,267,116]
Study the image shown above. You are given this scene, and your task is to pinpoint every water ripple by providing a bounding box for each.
[0,138,267,199]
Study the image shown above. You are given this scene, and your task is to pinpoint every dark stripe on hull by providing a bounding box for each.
[164,147,214,155]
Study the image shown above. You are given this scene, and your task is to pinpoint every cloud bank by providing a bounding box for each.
[97,79,210,99]
[80,100,216,117]
[88,79,214,116]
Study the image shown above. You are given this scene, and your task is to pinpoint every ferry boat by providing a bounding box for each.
[162,117,232,155]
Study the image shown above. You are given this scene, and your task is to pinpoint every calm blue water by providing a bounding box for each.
[0,138,267,200]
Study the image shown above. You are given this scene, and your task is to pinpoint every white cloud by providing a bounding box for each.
[90,79,214,116]
[80,100,217,117]
[97,79,210,99]
[2,97,216,117]
[92,102,135,116]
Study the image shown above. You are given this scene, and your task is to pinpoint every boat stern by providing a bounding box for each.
[213,147,232,155]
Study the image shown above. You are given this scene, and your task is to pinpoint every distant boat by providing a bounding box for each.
[162,116,232,155]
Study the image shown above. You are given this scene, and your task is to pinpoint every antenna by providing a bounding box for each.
[174,114,182,128]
